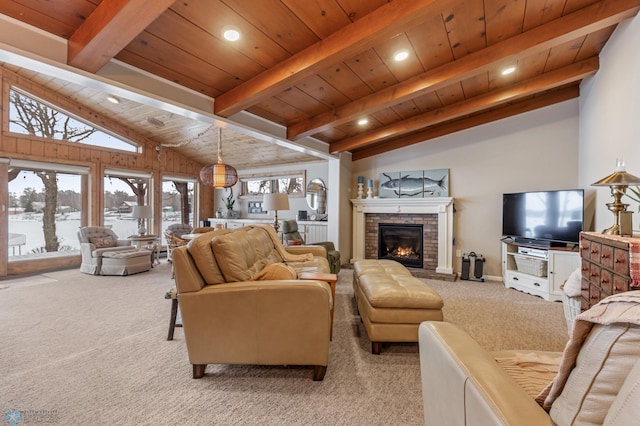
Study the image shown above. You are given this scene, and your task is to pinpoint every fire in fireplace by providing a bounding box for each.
[378,223,424,268]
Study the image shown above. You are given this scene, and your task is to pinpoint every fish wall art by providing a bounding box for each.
[378,169,449,198]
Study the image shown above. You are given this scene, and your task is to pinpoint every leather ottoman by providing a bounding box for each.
[353,259,444,354]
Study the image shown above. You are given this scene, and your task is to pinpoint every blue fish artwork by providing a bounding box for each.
[378,169,449,197]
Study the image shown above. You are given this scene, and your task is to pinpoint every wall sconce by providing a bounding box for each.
[591,159,640,235]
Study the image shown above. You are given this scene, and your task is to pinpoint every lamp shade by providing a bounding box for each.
[263,193,289,212]
[592,170,640,186]
[199,163,238,188]
[131,205,152,235]
[131,205,152,219]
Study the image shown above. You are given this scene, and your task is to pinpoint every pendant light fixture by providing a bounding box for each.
[199,126,238,188]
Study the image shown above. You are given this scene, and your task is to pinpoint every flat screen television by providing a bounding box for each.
[502,189,584,247]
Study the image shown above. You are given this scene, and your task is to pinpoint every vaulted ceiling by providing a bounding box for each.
[1,0,638,169]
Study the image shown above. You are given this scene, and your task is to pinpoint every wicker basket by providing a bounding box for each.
[562,290,582,336]
[513,254,547,277]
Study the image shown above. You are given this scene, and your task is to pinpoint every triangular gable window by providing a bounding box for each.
[8,88,139,153]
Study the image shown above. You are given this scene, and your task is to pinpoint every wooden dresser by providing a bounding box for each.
[580,232,640,311]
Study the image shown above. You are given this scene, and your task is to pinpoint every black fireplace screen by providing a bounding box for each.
[378,223,423,268]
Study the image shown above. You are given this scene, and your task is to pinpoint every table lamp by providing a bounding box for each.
[263,193,289,232]
[592,159,640,235]
[131,205,152,235]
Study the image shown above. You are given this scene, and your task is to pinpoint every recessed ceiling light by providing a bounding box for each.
[107,95,120,104]
[393,49,410,62]
[222,26,241,42]
[357,118,369,126]
[502,66,516,76]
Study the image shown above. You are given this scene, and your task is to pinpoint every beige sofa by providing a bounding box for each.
[419,291,640,425]
[172,225,333,380]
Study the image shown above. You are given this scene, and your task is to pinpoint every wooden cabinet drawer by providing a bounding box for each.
[613,248,629,275]
[588,263,601,286]
[613,274,631,294]
[589,241,602,262]
[589,283,603,305]
[581,278,590,310]
[580,239,591,260]
[599,269,613,296]
[581,259,590,277]
[600,244,614,268]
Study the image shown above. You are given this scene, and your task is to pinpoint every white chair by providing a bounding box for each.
[77,226,149,275]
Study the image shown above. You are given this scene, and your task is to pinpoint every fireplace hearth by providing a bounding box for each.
[378,223,423,268]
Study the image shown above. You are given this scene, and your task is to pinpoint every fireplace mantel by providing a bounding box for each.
[351,198,454,274]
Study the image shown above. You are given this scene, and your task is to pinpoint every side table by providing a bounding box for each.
[299,272,337,340]
[128,234,161,267]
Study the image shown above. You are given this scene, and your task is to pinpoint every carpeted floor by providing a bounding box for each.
[0,263,568,425]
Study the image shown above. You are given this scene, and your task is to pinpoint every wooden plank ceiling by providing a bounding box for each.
[1,0,639,167]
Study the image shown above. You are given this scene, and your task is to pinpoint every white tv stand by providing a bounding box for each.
[502,240,580,301]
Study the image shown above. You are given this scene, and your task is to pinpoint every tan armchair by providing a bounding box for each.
[172,225,332,380]
[77,226,139,275]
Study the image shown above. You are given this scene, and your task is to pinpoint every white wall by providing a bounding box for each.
[353,100,579,277]
[225,161,329,221]
[579,14,640,232]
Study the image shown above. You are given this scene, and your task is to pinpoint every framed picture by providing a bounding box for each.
[378,169,449,198]
[248,201,266,214]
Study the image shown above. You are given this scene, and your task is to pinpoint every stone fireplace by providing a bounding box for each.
[351,198,454,278]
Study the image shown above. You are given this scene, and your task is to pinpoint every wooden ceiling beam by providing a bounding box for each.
[351,85,580,161]
[213,0,455,117]
[331,57,598,153]
[289,0,640,140]
[68,0,175,73]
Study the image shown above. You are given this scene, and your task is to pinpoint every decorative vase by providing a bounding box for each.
[226,210,239,218]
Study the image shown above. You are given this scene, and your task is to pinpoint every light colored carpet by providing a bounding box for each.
[0,263,568,425]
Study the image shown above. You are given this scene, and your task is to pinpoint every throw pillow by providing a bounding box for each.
[287,239,303,246]
[563,267,581,297]
[89,236,115,248]
[252,263,297,281]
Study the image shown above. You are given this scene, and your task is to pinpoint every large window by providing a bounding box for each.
[104,169,152,239]
[240,170,305,198]
[8,88,139,153]
[7,160,88,259]
[161,177,196,244]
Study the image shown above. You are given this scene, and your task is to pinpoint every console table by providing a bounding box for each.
[580,232,640,311]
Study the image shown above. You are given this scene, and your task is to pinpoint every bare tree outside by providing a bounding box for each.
[9,89,96,252]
